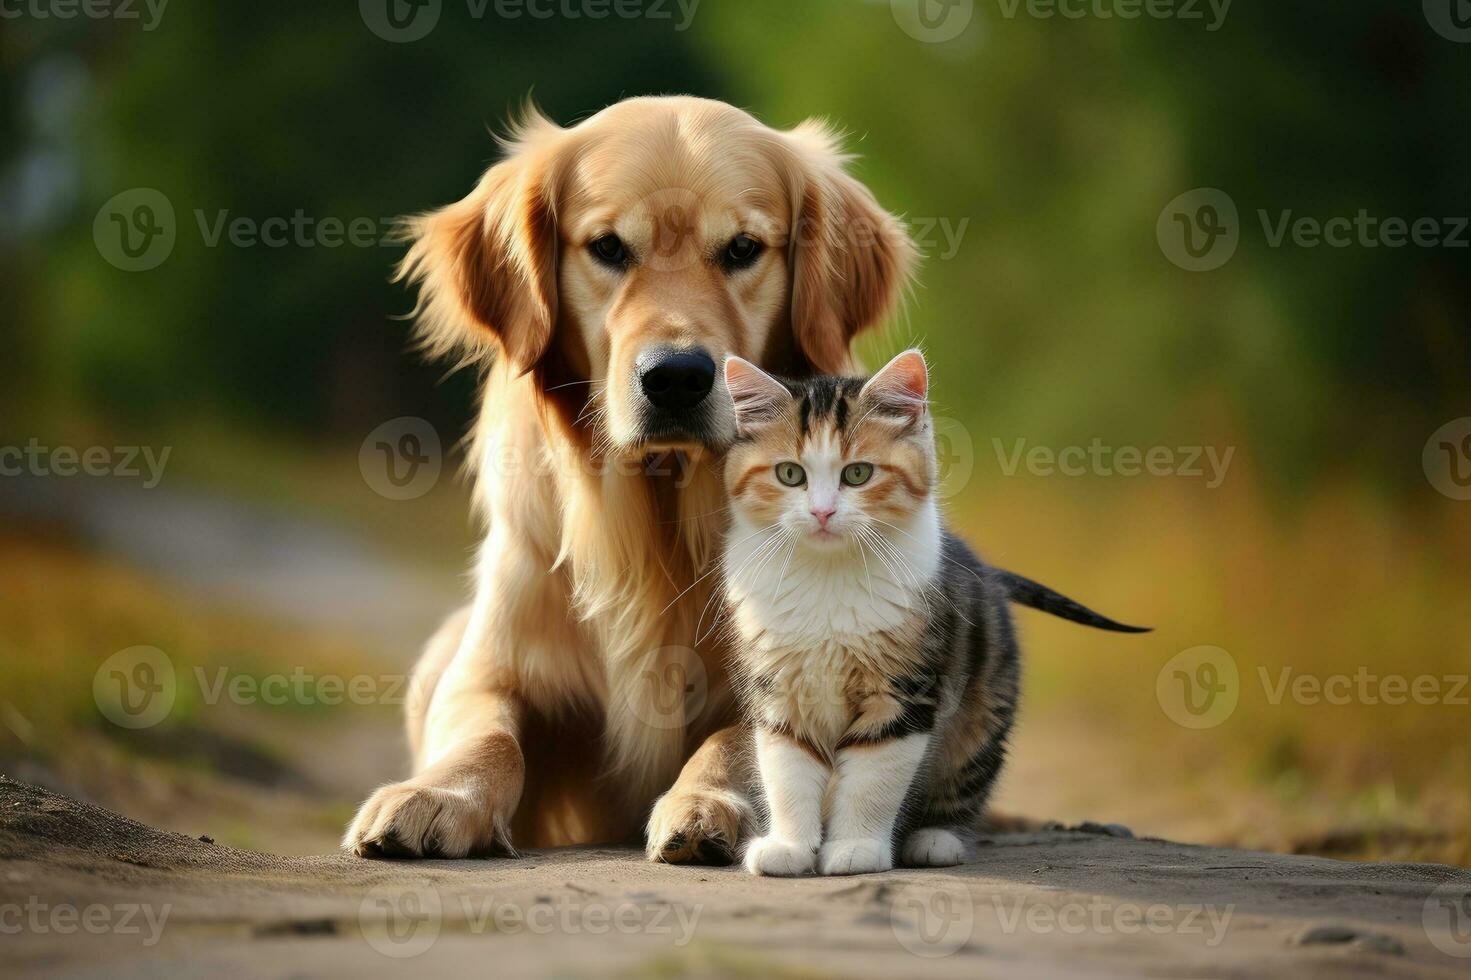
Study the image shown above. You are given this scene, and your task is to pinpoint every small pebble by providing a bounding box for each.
[1294,924,1405,956]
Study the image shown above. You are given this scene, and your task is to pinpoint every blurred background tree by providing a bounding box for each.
[2,0,1466,490]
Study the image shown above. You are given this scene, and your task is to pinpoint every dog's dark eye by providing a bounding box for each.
[722,233,763,272]
[589,234,628,268]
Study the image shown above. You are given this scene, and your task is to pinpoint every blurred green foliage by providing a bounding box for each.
[2,0,1467,493]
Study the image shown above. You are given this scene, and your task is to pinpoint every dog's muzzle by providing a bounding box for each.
[631,345,726,448]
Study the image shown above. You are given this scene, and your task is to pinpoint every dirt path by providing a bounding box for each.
[3,778,1469,978]
[0,473,459,656]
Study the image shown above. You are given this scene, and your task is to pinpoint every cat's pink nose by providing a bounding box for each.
[810,505,836,528]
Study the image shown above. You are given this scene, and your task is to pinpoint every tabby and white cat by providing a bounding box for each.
[720,350,1144,876]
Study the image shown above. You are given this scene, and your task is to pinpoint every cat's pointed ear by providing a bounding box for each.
[724,356,790,429]
[861,348,929,421]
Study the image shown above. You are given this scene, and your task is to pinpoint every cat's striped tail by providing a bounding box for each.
[995,569,1151,634]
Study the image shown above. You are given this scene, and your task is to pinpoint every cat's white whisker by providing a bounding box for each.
[660,520,782,618]
[700,527,792,643]
[869,516,987,587]
[860,523,922,593]
[770,530,802,604]
[851,529,876,605]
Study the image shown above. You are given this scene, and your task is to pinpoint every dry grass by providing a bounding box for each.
[961,470,1471,868]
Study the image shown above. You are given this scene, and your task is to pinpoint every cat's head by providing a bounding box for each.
[721,350,936,550]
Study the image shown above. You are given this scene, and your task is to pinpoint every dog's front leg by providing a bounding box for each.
[345,531,558,859]
[346,679,525,859]
[646,724,756,865]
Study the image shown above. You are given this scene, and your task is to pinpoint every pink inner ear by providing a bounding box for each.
[868,350,928,407]
[887,352,927,400]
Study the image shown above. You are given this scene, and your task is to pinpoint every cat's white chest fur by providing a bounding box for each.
[724,502,943,743]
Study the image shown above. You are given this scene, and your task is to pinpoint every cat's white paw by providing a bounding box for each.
[818,837,892,875]
[900,827,967,867]
[744,836,816,877]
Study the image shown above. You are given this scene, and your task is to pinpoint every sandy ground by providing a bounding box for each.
[3,778,1470,979]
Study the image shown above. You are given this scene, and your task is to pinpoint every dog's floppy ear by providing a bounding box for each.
[396,107,565,374]
[781,121,916,374]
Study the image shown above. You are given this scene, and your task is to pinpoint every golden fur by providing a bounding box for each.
[344,96,914,859]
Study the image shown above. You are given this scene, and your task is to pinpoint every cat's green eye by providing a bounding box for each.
[774,462,806,487]
[841,462,875,487]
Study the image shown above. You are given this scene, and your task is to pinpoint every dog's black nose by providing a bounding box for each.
[638,348,716,412]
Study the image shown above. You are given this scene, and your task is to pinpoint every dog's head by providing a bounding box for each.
[399,96,914,454]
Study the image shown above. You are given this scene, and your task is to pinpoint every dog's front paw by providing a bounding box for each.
[346,732,523,859]
[744,836,817,877]
[646,787,753,865]
[344,780,514,859]
[818,837,892,876]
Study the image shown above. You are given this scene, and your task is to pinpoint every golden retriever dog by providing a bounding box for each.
[344,95,914,863]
